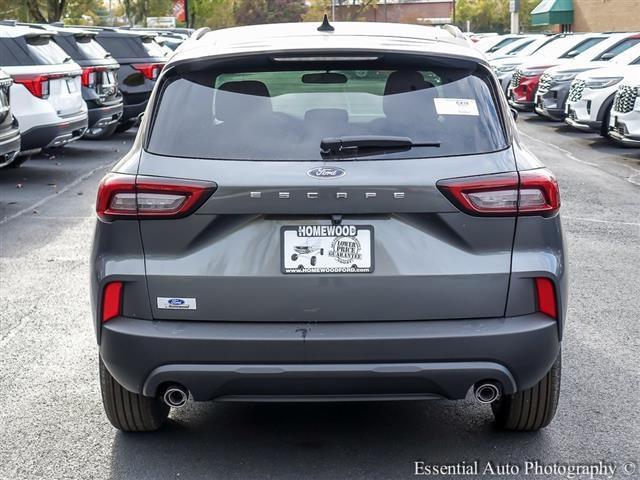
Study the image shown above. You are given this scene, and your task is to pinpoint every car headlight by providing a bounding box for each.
[550,72,579,82]
[584,77,623,89]
[520,67,550,77]
[494,64,519,73]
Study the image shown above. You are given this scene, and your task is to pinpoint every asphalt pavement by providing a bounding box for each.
[0,116,639,480]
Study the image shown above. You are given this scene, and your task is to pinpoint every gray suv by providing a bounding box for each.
[91,21,567,432]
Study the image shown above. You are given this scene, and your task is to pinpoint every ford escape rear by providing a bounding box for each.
[91,22,567,433]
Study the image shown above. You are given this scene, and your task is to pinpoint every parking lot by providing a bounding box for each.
[0,114,638,479]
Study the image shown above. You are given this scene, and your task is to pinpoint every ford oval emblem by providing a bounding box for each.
[307,167,346,179]
[168,298,185,306]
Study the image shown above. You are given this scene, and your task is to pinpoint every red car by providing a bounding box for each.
[508,65,555,110]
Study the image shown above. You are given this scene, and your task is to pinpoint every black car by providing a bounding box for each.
[37,26,124,140]
[0,68,21,168]
[92,28,166,133]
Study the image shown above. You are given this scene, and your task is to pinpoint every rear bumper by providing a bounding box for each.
[20,115,88,150]
[100,313,560,401]
[121,99,148,123]
[87,101,123,129]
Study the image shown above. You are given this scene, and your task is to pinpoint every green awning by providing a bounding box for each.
[531,0,573,25]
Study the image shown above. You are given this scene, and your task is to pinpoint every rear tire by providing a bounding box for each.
[83,123,118,140]
[600,110,611,138]
[99,358,169,432]
[3,154,30,169]
[115,119,137,134]
[491,351,561,431]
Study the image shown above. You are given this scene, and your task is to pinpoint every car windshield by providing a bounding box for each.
[147,61,508,161]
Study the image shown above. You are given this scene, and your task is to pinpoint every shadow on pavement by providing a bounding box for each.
[108,401,547,479]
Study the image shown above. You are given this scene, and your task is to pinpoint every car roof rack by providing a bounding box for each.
[193,27,210,40]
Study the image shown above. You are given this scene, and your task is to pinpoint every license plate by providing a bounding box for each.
[66,78,77,93]
[281,225,374,274]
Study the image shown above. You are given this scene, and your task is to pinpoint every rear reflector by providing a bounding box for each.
[102,282,122,323]
[535,277,557,319]
[437,168,560,216]
[96,173,216,221]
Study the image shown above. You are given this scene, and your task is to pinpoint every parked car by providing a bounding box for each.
[534,33,640,120]
[508,33,611,110]
[608,78,640,146]
[488,34,553,61]
[91,28,165,133]
[24,24,124,140]
[0,24,87,158]
[565,46,640,136]
[486,35,541,60]
[474,34,524,53]
[0,68,21,168]
[492,33,579,94]
[92,21,566,433]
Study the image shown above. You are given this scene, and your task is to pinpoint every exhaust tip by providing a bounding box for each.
[163,386,188,408]
[474,382,501,404]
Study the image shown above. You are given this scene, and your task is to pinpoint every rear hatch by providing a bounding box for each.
[2,33,84,117]
[0,71,13,130]
[53,31,121,104]
[136,53,516,322]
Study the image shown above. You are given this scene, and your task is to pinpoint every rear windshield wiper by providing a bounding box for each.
[320,135,440,157]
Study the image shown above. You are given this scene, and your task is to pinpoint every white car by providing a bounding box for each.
[492,34,592,94]
[565,48,640,137]
[535,34,640,120]
[486,35,541,60]
[0,24,88,153]
[608,79,640,147]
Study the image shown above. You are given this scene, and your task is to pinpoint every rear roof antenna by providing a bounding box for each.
[317,14,335,32]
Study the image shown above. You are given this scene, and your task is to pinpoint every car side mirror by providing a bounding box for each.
[510,108,518,121]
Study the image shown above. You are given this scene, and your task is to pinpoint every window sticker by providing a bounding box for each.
[434,98,480,116]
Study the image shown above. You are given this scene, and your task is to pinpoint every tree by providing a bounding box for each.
[23,0,68,22]
[455,0,546,33]
[304,0,378,22]
[188,0,235,29]
[121,0,173,26]
[234,0,307,26]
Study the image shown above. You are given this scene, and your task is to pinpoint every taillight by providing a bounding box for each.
[96,173,216,221]
[535,277,557,319]
[131,63,164,80]
[12,73,63,98]
[81,66,105,88]
[102,282,122,323]
[437,168,560,216]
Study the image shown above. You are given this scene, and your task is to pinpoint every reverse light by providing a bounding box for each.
[131,63,164,80]
[437,168,560,216]
[535,277,557,319]
[96,173,216,221]
[102,282,123,323]
[12,73,64,98]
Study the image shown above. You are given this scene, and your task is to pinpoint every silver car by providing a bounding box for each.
[91,20,567,432]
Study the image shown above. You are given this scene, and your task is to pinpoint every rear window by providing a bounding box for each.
[94,34,149,60]
[0,36,67,66]
[141,37,166,58]
[54,34,110,61]
[147,59,508,161]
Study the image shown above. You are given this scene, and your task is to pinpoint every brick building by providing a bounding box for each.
[531,0,640,32]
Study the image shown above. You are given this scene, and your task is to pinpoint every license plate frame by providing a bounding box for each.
[281,225,374,274]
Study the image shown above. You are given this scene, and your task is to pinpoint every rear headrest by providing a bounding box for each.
[383,70,434,119]
[215,80,272,123]
[304,108,349,125]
